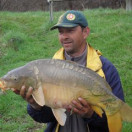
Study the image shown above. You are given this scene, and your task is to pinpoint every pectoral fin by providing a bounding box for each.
[92,105,103,117]
[32,85,45,106]
[52,108,66,126]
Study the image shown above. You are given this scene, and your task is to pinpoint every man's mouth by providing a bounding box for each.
[63,41,72,46]
[63,41,71,44]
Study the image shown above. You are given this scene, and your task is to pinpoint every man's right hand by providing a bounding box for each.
[13,86,42,110]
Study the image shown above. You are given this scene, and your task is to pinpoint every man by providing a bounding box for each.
[16,10,124,132]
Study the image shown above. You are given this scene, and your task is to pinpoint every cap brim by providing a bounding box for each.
[50,23,79,30]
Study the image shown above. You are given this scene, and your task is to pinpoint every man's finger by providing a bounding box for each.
[26,87,33,101]
[78,97,88,107]
[20,85,26,98]
[72,100,84,111]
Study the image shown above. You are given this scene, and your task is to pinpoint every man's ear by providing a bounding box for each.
[83,27,90,39]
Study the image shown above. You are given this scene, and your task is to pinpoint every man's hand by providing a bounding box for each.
[68,97,94,118]
[13,86,42,110]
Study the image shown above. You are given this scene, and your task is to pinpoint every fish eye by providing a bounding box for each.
[13,76,18,82]
[14,77,17,81]
[9,74,18,82]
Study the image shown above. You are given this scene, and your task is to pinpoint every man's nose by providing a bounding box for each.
[61,32,69,39]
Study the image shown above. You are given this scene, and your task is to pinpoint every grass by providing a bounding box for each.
[0,8,132,131]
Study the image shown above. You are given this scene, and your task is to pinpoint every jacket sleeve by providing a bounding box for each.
[27,104,56,123]
[84,56,125,131]
[100,56,125,101]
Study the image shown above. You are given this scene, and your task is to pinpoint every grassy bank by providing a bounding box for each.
[0,8,132,131]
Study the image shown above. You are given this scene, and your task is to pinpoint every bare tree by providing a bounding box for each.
[0,0,126,11]
[0,0,9,10]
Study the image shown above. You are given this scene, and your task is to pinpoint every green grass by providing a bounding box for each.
[0,8,132,131]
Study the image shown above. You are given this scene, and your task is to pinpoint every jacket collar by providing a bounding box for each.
[53,44,102,72]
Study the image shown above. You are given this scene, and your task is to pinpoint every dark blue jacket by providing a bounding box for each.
[27,56,124,132]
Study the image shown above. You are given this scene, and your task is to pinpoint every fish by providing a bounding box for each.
[0,59,132,132]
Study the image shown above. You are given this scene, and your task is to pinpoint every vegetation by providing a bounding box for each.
[0,8,132,131]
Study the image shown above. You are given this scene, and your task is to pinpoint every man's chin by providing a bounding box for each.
[65,49,74,55]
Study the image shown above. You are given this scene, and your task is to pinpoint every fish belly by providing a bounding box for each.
[42,82,80,108]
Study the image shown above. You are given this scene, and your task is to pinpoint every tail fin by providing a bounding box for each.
[107,112,122,132]
[120,103,132,122]
[106,102,132,132]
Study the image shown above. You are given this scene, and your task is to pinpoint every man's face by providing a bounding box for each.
[58,26,89,57]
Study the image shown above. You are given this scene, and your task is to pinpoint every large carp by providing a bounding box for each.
[0,59,132,132]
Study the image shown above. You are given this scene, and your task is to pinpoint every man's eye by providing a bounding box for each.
[59,31,63,34]
[69,29,75,32]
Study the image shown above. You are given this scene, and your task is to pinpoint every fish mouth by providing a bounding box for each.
[0,79,6,92]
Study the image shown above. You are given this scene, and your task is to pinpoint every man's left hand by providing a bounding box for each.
[68,97,94,118]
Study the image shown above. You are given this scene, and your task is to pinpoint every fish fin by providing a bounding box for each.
[70,107,74,115]
[107,112,122,132]
[92,105,103,117]
[32,85,45,106]
[120,103,132,122]
[52,108,66,126]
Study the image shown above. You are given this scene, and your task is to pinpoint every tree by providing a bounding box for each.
[126,0,132,10]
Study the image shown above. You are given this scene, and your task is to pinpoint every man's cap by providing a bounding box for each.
[51,10,88,30]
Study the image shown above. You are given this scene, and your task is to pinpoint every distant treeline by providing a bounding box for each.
[0,0,126,12]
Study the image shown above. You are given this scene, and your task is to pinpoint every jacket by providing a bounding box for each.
[27,45,124,132]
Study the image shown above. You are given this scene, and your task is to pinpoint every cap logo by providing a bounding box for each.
[66,13,75,21]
